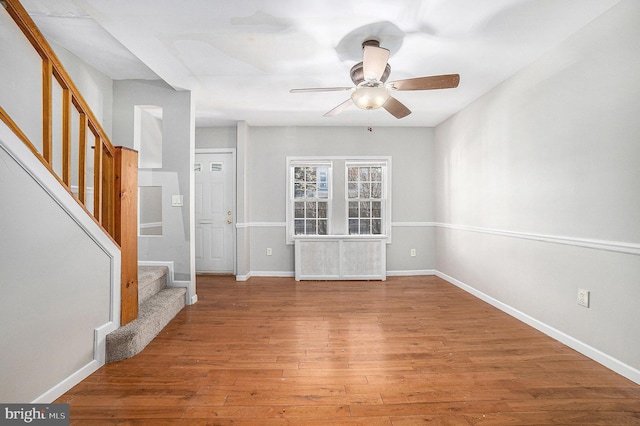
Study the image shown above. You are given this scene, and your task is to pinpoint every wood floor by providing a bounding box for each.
[56,275,640,425]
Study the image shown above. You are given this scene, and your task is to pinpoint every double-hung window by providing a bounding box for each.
[287,157,390,243]
[290,162,331,239]
[347,163,385,235]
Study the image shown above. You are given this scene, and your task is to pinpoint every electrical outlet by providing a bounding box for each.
[266,248,272,256]
[410,249,416,257]
[577,288,590,308]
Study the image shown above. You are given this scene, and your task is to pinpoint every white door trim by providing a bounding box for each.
[195,148,236,274]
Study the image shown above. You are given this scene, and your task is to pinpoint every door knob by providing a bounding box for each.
[227,219,232,224]
[227,210,232,215]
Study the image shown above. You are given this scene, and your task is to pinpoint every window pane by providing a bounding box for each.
[306,182,317,198]
[372,219,382,234]
[360,219,370,234]
[371,167,382,181]
[348,201,358,218]
[360,201,370,218]
[305,219,316,234]
[348,167,358,181]
[318,202,327,218]
[294,182,304,198]
[348,183,358,198]
[359,167,369,181]
[318,166,329,198]
[294,202,305,218]
[305,167,316,182]
[371,182,382,198]
[371,201,382,218]
[318,219,327,235]
[306,201,317,218]
[359,182,370,199]
[294,220,305,234]
[349,219,359,234]
[318,185,329,199]
[294,167,305,180]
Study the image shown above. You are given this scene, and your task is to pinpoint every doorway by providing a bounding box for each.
[195,150,235,273]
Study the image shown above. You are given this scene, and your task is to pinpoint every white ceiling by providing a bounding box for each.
[21,0,621,128]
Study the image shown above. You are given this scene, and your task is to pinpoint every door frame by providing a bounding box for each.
[194,148,237,275]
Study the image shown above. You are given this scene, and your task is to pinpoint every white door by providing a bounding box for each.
[195,152,235,273]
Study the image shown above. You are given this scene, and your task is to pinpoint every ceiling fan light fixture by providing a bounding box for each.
[351,85,390,110]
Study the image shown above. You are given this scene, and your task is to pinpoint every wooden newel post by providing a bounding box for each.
[114,147,138,326]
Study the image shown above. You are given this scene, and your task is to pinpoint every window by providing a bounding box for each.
[291,163,331,237]
[287,157,391,243]
[347,164,385,235]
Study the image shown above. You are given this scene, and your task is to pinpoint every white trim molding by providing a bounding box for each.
[392,222,437,228]
[436,270,640,385]
[435,222,640,256]
[387,269,435,276]
[236,222,287,229]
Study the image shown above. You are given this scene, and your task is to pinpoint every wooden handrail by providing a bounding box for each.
[2,0,139,325]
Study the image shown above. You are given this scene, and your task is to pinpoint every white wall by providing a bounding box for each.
[196,126,237,149]
[435,0,640,381]
[48,40,114,138]
[0,7,42,147]
[0,7,119,402]
[233,125,436,277]
[0,6,113,143]
[0,125,115,403]
[112,80,196,290]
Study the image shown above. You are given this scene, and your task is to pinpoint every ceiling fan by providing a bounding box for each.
[290,40,460,119]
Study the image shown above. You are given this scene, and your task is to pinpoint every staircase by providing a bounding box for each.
[106,266,186,362]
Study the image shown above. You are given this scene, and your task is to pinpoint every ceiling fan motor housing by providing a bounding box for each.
[350,62,391,85]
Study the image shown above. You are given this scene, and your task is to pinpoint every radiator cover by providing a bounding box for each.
[294,236,386,281]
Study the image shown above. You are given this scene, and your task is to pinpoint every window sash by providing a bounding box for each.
[290,162,332,237]
[346,162,386,235]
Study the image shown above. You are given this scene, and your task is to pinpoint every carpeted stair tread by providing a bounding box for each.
[106,286,186,363]
[138,265,169,305]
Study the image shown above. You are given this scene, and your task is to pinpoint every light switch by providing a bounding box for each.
[171,195,183,207]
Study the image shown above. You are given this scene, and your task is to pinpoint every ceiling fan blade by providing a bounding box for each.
[290,87,353,93]
[323,99,353,117]
[387,74,460,91]
[363,45,390,81]
[383,96,411,119]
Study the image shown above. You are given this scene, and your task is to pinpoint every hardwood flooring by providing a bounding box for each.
[56,275,640,424]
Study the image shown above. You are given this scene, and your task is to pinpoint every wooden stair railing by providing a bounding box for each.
[1,0,139,325]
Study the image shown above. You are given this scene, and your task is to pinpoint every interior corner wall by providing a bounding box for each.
[237,125,435,277]
[235,121,251,278]
[434,0,640,379]
[112,80,195,283]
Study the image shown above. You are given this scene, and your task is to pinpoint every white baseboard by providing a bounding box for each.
[251,271,295,278]
[93,321,117,365]
[387,269,435,276]
[32,318,117,403]
[32,360,101,403]
[435,270,640,385]
[238,270,435,281]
